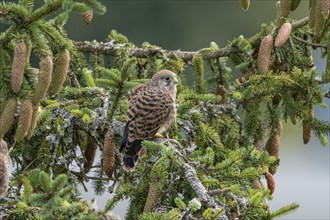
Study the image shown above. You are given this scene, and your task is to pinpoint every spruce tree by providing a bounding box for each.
[0,0,329,219]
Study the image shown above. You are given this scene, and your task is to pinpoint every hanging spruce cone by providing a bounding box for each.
[265,133,280,174]
[143,181,163,213]
[257,35,273,74]
[0,139,10,198]
[276,0,292,27]
[25,105,40,140]
[275,22,292,47]
[320,0,330,19]
[302,108,314,144]
[314,1,325,43]
[216,84,227,104]
[102,128,116,178]
[32,55,53,105]
[290,0,301,11]
[325,41,330,81]
[25,40,32,64]
[83,136,97,172]
[265,120,282,175]
[309,0,316,29]
[14,99,33,142]
[240,0,250,11]
[265,172,275,195]
[0,98,17,138]
[11,40,27,94]
[48,49,70,96]
[83,10,93,24]
[30,67,39,86]
[252,179,262,190]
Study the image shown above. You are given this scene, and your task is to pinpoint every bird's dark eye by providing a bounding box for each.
[165,77,171,81]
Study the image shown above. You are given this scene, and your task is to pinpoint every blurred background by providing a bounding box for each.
[58,1,328,219]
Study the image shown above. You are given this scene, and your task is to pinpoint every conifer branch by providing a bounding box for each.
[0,0,64,45]
[74,17,309,62]
[27,0,64,24]
[74,40,239,61]
[292,36,327,49]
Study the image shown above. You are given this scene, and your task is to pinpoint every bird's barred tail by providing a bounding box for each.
[121,140,142,171]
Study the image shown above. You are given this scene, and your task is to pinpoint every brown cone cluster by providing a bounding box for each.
[257,35,273,74]
[275,22,292,48]
[240,0,250,11]
[143,181,163,213]
[265,121,282,175]
[216,84,227,104]
[320,0,330,19]
[0,98,17,138]
[14,99,33,142]
[265,172,275,195]
[0,139,10,198]
[276,0,292,27]
[290,0,301,11]
[83,10,93,24]
[83,136,97,172]
[102,129,116,178]
[48,49,71,96]
[25,105,40,140]
[252,179,262,190]
[11,40,27,94]
[33,55,53,105]
[302,107,314,144]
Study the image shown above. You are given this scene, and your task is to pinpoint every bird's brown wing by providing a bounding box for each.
[127,86,173,141]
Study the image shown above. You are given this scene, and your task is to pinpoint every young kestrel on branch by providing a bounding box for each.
[120,70,179,171]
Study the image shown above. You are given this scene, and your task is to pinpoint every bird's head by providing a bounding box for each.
[151,70,179,89]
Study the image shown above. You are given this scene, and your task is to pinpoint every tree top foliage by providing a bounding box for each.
[0,0,329,219]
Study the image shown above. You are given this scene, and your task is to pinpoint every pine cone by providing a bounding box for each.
[309,0,316,28]
[25,40,32,64]
[0,98,17,138]
[11,40,27,94]
[320,0,330,19]
[216,84,227,104]
[275,22,292,47]
[83,10,93,24]
[14,99,33,142]
[265,133,280,159]
[48,49,70,96]
[83,136,97,172]
[314,1,325,43]
[257,35,273,74]
[102,129,116,178]
[143,181,163,213]
[240,0,250,11]
[325,43,330,81]
[25,105,40,140]
[265,172,275,195]
[252,179,262,190]
[32,55,53,105]
[0,139,10,198]
[276,0,292,27]
[303,107,314,144]
[290,0,301,11]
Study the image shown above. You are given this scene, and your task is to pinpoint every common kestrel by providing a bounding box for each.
[120,70,179,171]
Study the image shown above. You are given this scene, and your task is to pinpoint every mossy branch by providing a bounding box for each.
[74,40,239,62]
[74,17,310,62]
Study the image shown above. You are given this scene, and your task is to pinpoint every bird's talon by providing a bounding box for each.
[154,133,164,138]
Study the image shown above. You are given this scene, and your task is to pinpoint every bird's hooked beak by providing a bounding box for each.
[173,77,179,85]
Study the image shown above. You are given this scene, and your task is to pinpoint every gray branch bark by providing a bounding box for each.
[74,40,239,62]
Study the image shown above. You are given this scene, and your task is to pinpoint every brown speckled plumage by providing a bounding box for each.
[120,70,178,171]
